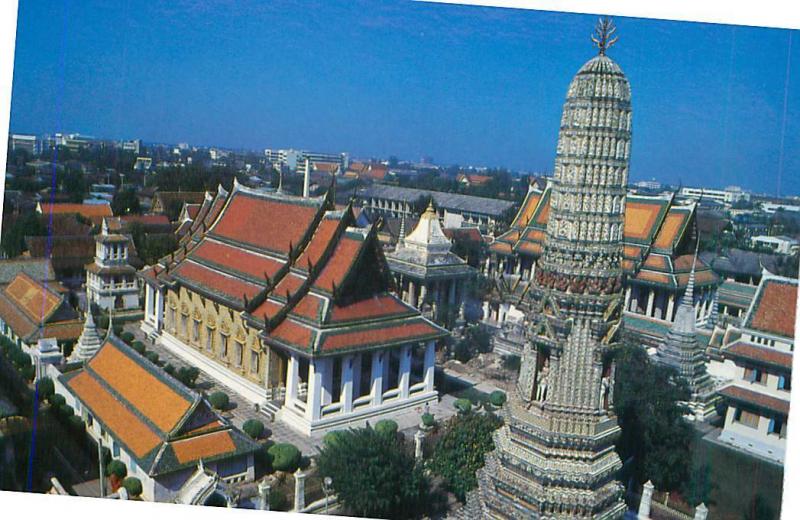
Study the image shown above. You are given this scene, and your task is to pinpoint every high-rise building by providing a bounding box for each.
[463,19,630,518]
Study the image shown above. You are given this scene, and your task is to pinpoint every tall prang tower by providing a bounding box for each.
[461,18,631,519]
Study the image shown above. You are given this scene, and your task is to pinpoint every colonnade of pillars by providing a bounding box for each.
[284,341,436,423]
[624,284,715,323]
[143,284,165,332]
[399,277,464,323]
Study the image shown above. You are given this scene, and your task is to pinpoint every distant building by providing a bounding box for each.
[150,191,206,220]
[120,139,142,154]
[56,334,259,502]
[264,148,349,173]
[36,202,113,225]
[86,218,141,313]
[0,272,82,350]
[679,185,750,205]
[133,157,153,172]
[761,202,800,214]
[750,235,800,255]
[715,272,796,464]
[456,173,492,187]
[9,134,39,155]
[358,184,515,233]
[633,179,663,191]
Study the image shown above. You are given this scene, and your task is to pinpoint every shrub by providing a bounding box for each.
[67,415,84,432]
[242,419,265,439]
[502,355,521,372]
[130,341,146,355]
[21,365,36,381]
[208,391,229,410]
[113,324,124,337]
[267,443,301,473]
[454,398,472,414]
[421,413,436,428]
[96,315,110,330]
[144,351,159,365]
[120,332,135,344]
[106,459,128,480]
[163,363,176,376]
[37,377,55,399]
[57,404,74,421]
[62,341,75,358]
[375,419,398,438]
[204,492,228,507]
[489,390,507,407]
[48,394,66,408]
[269,488,287,511]
[176,366,200,388]
[122,477,143,498]
[323,430,346,449]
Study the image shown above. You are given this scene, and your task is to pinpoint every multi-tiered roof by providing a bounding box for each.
[142,181,446,358]
[61,335,258,476]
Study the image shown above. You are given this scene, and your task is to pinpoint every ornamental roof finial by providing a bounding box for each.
[591,17,618,56]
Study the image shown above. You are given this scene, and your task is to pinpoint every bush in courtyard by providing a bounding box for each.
[120,332,135,344]
[176,366,200,388]
[323,430,346,449]
[122,477,143,498]
[67,415,84,432]
[375,419,398,438]
[454,398,472,415]
[144,351,160,365]
[48,394,66,408]
[113,324,124,337]
[421,412,436,428]
[489,390,507,408]
[269,488,287,511]
[57,404,74,421]
[130,341,146,355]
[204,493,228,507]
[107,459,128,480]
[208,391,229,410]
[267,443,301,473]
[21,365,35,381]
[502,355,521,372]
[242,419,265,439]
[163,363,176,376]
[37,377,55,400]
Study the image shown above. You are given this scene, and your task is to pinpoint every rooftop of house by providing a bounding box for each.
[60,335,259,477]
[0,272,81,342]
[742,272,798,339]
[359,184,515,217]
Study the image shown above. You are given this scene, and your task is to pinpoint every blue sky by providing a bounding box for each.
[8,0,799,195]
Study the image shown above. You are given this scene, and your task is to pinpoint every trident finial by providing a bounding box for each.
[591,17,618,56]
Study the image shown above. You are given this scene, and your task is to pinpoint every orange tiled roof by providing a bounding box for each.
[624,201,664,242]
[172,430,237,464]
[653,209,689,250]
[68,370,162,457]
[5,272,62,322]
[88,343,193,432]
[41,203,113,220]
[748,279,798,338]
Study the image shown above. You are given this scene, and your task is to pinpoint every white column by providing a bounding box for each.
[423,340,436,393]
[399,344,411,399]
[155,288,165,331]
[666,294,675,322]
[646,289,655,317]
[320,357,333,406]
[694,503,708,520]
[286,354,299,406]
[352,354,362,399]
[370,350,385,406]
[448,280,456,305]
[408,281,417,307]
[305,360,323,422]
[144,284,153,322]
[624,287,631,312]
[341,355,354,413]
[419,284,427,307]
[294,470,306,512]
[638,480,654,519]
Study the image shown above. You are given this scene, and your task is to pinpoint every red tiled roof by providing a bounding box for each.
[5,272,62,322]
[295,219,340,270]
[321,320,442,352]
[314,236,364,292]
[212,193,320,254]
[748,280,798,338]
[173,261,262,303]
[191,240,283,280]
[724,341,792,369]
[719,385,790,415]
[653,210,689,250]
[329,294,413,323]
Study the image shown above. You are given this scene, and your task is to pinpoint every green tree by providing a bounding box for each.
[317,425,431,519]
[1,213,46,257]
[111,188,141,215]
[428,411,503,501]
[614,343,694,491]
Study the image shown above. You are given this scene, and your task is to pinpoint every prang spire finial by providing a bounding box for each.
[591,17,618,56]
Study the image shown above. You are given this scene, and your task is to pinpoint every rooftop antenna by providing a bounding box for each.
[591,17,618,56]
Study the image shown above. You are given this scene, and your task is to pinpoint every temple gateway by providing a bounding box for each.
[140,181,447,435]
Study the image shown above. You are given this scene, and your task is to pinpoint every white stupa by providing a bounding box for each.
[71,312,105,362]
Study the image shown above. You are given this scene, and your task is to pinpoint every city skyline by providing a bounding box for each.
[8,0,799,194]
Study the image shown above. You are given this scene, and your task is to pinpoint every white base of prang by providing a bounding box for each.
[276,390,438,436]
[159,331,267,405]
